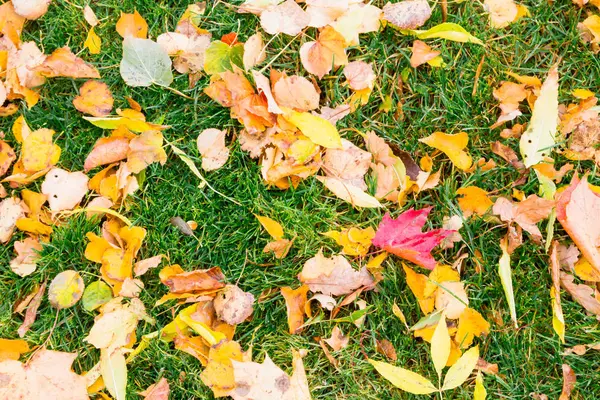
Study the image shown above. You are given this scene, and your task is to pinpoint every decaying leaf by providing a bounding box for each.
[140,377,170,400]
[73,80,113,117]
[17,282,45,337]
[493,195,554,242]
[41,168,89,212]
[11,0,51,20]
[260,0,309,36]
[300,26,348,79]
[281,285,309,334]
[324,326,349,351]
[344,61,376,91]
[196,128,230,171]
[10,237,42,277]
[48,270,84,309]
[34,47,100,78]
[410,40,441,68]
[316,176,382,208]
[383,0,432,29]
[213,284,255,325]
[560,271,600,315]
[559,364,576,400]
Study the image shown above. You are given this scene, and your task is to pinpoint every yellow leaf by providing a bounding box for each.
[284,109,342,149]
[456,186,493,218]
[323,227,375,256]
[392,302,408,328]
[403,263,435,314]
[442,345,479,391]
[574,257,600,282]
[255,214,284,240]
[419,131,472,171]
[83,116,169,132]
[425,265,460,298]
[367,252,388,270]
[85,27,101,54]
[0,338,29,361]
[48,270,85,309]
[455,308,490,348]
[19,128,61,173]
[116,10,148,39]
[100,349,127,400]
[16,217,52,236]
[431,315,451,377]
[499,237,517,328]
[474,371,487,400]
[178,305,226,346]
[572,88,594,99]
[369,359,437,394]
[200,340,244,397]
[412,23,483,45]
[519,64,559,167]
[551,287,565,344]
[316,176,382,208]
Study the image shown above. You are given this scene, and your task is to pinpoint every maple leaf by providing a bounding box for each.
[372,208,453,270]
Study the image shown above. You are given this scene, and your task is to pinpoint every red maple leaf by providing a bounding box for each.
[372,207,453,270]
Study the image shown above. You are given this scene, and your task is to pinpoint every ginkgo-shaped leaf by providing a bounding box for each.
[120,37,173,87]
[368,359,437,395]
[48,270,84,309]
[420,131,473,171]
[441,346,479,390]
[519,64,559,167]
[372,208,453,270]
[431,315,451,377]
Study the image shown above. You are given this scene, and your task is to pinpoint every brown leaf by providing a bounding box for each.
[17,282,45,337]
[298,250,374,296]
[72,80,114,117]
[163,267,226,294]
[263,238,293,259]
[383,0,432,29]
[477,358,499,375]
[134,255,164,277]
[34,47,100,79]
[559,364,576,400]
[376,338,397,361]
[492,195,554,241]
[281,285,309,334]
[490,141,525,171]
[140,377,170,400]
[323,139,372,190]
[560,271,600,315]
[364,131,397,167]
[312,104,351,125]
[273,75,320,112]
[324,326,349,351]
[410,40,441,68]
[213,284,255,325]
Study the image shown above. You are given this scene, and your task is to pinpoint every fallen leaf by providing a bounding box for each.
[17,282,45,337]
[490,141,525,170]
[550,241,565,343]
[316,176,382,208]
[281,285,309,334]
[285,109,342,148]
[441,345,479,390]
[256,214,285,240]
[0,338,29,361]
[474,371,487,400]
[455,308,490,348]
[419,131,473,171]
[203,41,244,75]
[300,25,348,79]
[196,128,230,171]
[431,315,451,376]
[0,140,16,179]
[0,349,88,399]
[11,0,51,20]
[456,186,493,218]
[560,271,600,315]
[10,237,42,277]
[325,326,349,351]
[483,0,526,29]
[323,138,371,190]
[519,64,559,167]
[84,27,101,54]
[323,226,375,257]
[273,75,320,112]
[260,0,309,36]
[409,22,484,45]
[119,277,144,298]
[344,61,375,90]
[116,10,148,39]
[140,377,170,400]
[48,270,84,309]
[369,359,437,395]
[372,208,453,270]
[163,267,225,294]
[243,32,266,70]
[559,364,576,400]
[410,40,441,68]
[498,236,517,327]
[34,47,100,78]
[73,80,113,116]
[41,168,89,212]
[199,340,244,397]
[82,280,113,311]
[126,130,168,173]
[298,250,374,296]
[134,255,164,276]
[83,5,98,26]
[376,338,397,361]
[435,281,468,319]
[382,0,431,29]
[120,37,173,87]
[213,284,255,325]
[0,198,26,243]
[330,3,382,45]
[100,348,127,400]
[492,195,554,241]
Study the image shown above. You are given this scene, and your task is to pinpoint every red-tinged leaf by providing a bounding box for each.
[556,174,600,274]
[372,208,453,270]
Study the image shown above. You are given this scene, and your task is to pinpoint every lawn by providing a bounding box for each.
[1,0,600,399]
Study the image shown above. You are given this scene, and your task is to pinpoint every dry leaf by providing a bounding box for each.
[11,0,51,20]
[140,377,170,400]
[419,131,472,171]
[0,338,29,361]
[260,0,309,36]
[324,326,349,351]
[116,10,148,39]
[273,75,320,112]
[377,338,398,361]
[435,281,468,319]
[0,140,16,178]
[72,80,113,117]
[196,128,230,171]
[41,168,89,212]
[243,32,266,70]
[323,139,371,190]
[34,47,100,78]
[281,285,309,334]
[560,271,600,315]
[410,40,441,68]
[343,61,375,90]
[163,267,226,294]
[83,5,98,26]
[0,197,26,243]
[17,282,45,337]
[48,270,84,309]
[10,237,42,277]
[492,195,554,241]
[300,25,347,79]
[383,0,431,29]
[134,255,164,277]
[456,186,493,218]
[316,176,382,208]
[298,250,374,296]
[213,284,255,325]
[559,364,576,400]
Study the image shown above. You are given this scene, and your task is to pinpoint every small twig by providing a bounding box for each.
[472,54,485,97]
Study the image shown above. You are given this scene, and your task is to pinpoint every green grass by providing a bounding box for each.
[1,0,600,398]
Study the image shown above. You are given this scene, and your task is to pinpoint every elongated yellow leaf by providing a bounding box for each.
[431,315,451,377]
[474,371,486,400]
[392,302,409,328]
[85,27,101,54]
[285,109,343,149]
[316,176,382,208]
[100,349,127,400]
[499,237,517,328]
[519,64,559,167]
[83,116,168,132]
[179,309,226,346]
[255,214,284,240]
[368,359,437,395]
[413,23,483,45]
[442,346,479,391]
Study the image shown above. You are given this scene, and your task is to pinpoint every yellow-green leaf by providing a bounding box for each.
[519,64,559,167]
[413,23,483,45]
[474,371,486,400]
[431,315,451,377]
[255,214,284,240]
[499,237,517,328]
[100,348,127,400]
[442,346,479,391]
[48,270,85,309]
[369,359,437,395]
[204,41,244,75]
[284,108,343,149]
[82,280,113,311]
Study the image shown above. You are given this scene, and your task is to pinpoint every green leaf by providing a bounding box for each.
[519,64,559,167]
[369,359,437,394]
[120,37,173,87]
[82,281,112,312]
[410,309,443,331]
[499,238,517,328]
[409,23,484,45]
[431,315,451,377]
[204,41,244,75]
[441,346,479,391]
[100,348,127,400]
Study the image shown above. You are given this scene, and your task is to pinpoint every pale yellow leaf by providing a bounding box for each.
[100,349,127,400]
[255,215,284,240]
[284,108,342,149]
[431,315,451,377]
[316,176,382,208]
[368,359,437,394]
[474,371,487,400]
[441,346,479,391]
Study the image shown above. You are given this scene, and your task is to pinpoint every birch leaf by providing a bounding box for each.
[120,37,173,87]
